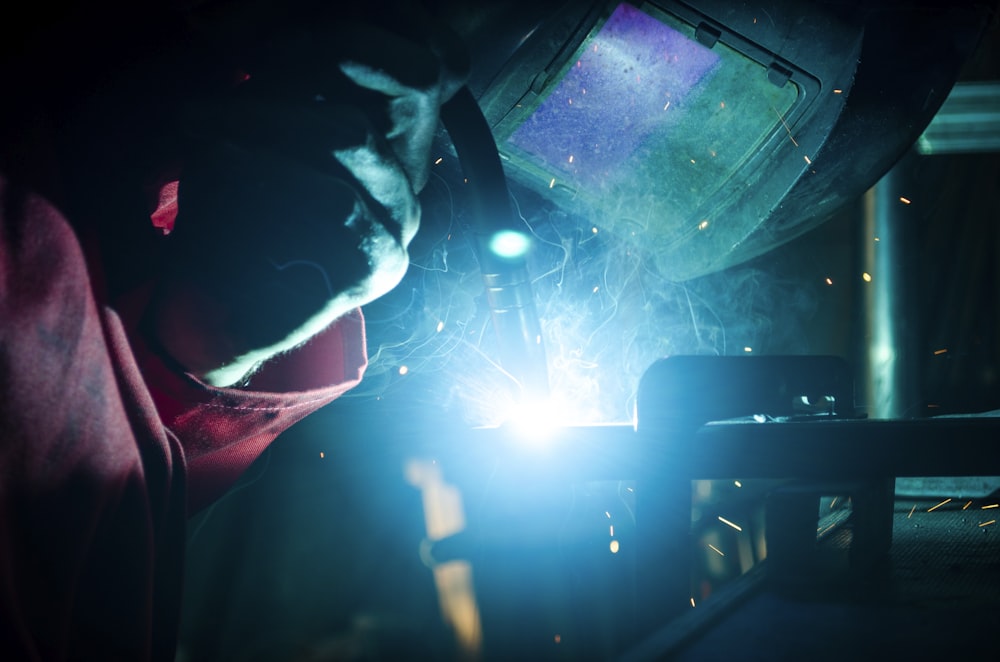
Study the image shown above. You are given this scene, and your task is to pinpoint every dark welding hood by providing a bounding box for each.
[450,0,992,281]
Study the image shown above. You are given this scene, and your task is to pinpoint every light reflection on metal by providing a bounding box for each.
[917,81,1000,155]
[488,230,532,259]
[858,154,921,421]
[405,459,482,660]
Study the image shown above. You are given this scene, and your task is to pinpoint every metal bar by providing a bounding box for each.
[454,417,1000,482]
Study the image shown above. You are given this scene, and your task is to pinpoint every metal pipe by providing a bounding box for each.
[858,148,923,419]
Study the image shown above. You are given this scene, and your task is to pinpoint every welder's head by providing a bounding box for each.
[428,0,993,281]
[10,0,988,286]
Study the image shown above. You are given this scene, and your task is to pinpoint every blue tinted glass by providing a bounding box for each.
[507,3,721,187]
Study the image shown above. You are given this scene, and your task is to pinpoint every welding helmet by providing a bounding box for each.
[439,0,992,281]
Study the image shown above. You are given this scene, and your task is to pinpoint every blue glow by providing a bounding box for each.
[499,395,583,446]
[507,3,720,187]
[489,230,532,258]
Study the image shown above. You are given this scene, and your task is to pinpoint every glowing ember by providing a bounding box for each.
[718,516,743,532]
[927,498,952,512]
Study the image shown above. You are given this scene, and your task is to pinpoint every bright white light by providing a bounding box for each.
[500,396,575,445]
[872,343,895,365]
[489,230,531,259]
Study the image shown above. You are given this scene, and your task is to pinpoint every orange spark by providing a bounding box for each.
[927,498,952,512]
[718,516,743,532]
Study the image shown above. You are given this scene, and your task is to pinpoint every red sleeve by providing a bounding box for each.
[1,175,182,659]
[138,177,368,512]
[0,172,367,659]
[126,303,367,514]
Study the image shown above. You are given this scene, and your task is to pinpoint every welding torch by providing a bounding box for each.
[440,87,550,401]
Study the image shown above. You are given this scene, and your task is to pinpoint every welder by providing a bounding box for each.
[0,1,466,659]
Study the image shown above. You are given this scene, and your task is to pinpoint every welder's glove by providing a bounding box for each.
[151,7,469,386]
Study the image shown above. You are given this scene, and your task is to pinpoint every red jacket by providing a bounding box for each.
[0,173,367,660]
